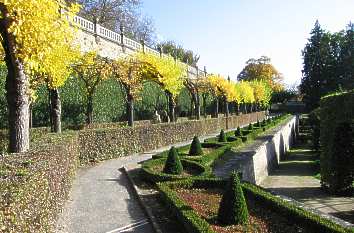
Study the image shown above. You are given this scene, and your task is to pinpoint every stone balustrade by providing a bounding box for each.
[72,15,206,79]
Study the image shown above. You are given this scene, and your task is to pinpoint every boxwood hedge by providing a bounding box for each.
[157,178,354,233]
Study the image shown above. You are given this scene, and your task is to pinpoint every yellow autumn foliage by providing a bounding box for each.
[136,52,187,99]
[0,0,80,83]
[110,54,149,99]
[72,51,111,95]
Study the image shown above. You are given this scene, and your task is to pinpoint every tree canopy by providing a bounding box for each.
[237,56,284,91]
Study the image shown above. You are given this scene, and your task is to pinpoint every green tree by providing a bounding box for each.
[157,41,200,66]
[300,21,337,110]
[338,23,354,90]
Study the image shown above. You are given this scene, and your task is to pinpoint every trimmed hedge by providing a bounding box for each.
[157,178,354,233]
[189,136,203,156]
[163,147,183,175]
[0,133,79,232]
[142,114,291,183]
[141,158,208,183]
[217,172,249,225]
[320,91,354,194]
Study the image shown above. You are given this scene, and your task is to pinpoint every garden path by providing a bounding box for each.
[55,126,242,233]
[260,144,354,225]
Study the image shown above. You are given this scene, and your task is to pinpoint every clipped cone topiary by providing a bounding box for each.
[163,147,183,175]
[218,129,227,142]
[189,136,203,156]
[235,126,243,137]
[248,123,253,130]
[217,172,249,225]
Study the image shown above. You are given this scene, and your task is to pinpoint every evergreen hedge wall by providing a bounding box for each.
[0,64,216,129]
[320,90,354,194]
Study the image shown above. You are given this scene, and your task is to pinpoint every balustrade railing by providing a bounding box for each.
[73,15,207,78]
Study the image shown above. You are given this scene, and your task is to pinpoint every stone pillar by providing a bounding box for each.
[140,40,145,53]
[120,24,125,53]
[94,17,100,44]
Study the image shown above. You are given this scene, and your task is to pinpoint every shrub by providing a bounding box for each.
[163,147,183,175]
[309,108,321,151]
[248,123,253,130]
[189,136,203,156]
[255,120,261,127]
[262,119,266,126]
[320,91,354,194]
[217,172,249,225]
[328,122,353,195]
[267,118,272,124]
[234,127,243,137]
[218,129,227,142]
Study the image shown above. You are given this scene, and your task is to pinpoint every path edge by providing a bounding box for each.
[121,165,163,233]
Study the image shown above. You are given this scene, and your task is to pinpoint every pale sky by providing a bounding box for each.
[141,0,354,86]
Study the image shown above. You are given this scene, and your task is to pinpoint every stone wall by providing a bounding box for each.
[78,112,265,164]
[217,116,297,185]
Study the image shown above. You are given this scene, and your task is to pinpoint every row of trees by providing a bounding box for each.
[300,21,354,110]
[0,0,279,153]
[67,51,273,129]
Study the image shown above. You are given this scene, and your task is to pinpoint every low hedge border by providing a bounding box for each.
[157,178,354,233]
[142,115,291,183]
[141,158,210,183]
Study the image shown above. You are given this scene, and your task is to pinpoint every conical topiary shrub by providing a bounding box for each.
[217,172,249,225]
[255,120,260,127]
[218,129,227,142]
[189,136,203,156]
[163,147,183,175]
[248,123,253,130]
[235,126,243,137]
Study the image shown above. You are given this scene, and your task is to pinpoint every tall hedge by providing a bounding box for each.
[320,91,354,195]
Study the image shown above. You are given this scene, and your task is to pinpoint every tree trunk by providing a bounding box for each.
[225,98,229,118]
[203,94,207,118]
[86,95,93,124]
[167,92,175,122]
[243,103,247,114]
[195,93,201,120]
[127,93,134,127]
[49,89,61,133]
[29,103,33,129]
[0,7,30,152]
[214,97,219,118]
[236,103,240,115]
[190,97,194,117]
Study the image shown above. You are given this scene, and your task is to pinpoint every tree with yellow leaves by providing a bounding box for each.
[72,51,111,124]
[250,80,272,111]
[237,81,255,113]
[184,69,207,120]
[137,52,186,122]
[205,74,224,117]
[205,74,236,117]
[0,0,79,152]
[237,56,284,92]
[110,55,151,127]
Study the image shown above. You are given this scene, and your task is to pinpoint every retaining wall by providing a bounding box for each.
[216,116,297,185]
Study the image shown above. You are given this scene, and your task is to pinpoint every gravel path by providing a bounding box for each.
[55,125,247,233]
